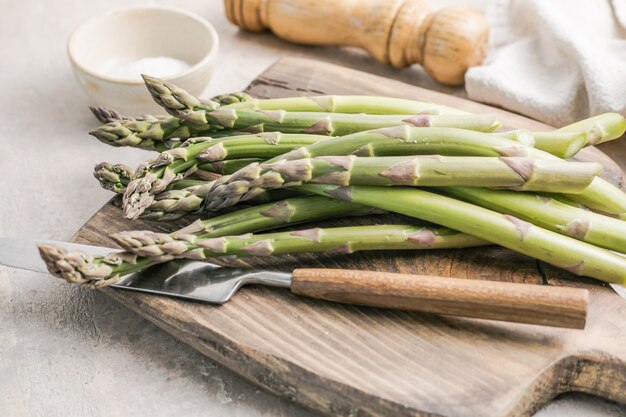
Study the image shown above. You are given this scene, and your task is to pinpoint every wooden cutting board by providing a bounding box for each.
[72,58,626,417]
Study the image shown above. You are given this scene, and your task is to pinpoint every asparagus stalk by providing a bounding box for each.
[39,224,487,287]
[223,95,468,115]
[122,133,328,219]
[530,132,588,159]
[142,75,470,117]
[88,93,259,150]
[561,179,626,218]
[203,126,626,215]
[174,106,500,136]
[142,76,500,133]
[496,130,587,159]
[117,224,488,263]
[488,113,625,156]
[89,89,252,123]
[89,115,218,151]
[445,186,626,253]
[299,184,626,285]
[207,155,600,208]
[559,113,626,145]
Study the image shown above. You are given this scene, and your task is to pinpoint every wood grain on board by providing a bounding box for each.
[72,58,626,417]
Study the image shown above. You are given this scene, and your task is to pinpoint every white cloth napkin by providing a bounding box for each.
[465,0,626,127]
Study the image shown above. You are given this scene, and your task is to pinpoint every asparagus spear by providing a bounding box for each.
[490,114,625,156]
[142,76,500,133]
[39,224,487,287]
[203,126,626,216]
[142,75,469,116]
[224,95,468,115]
[117,224,488,263]
[299,184,626,285]
[559,113,626,145]
[496,130,587,159]
[561,179,626,218]
[445,186,626,253]
[122,133,328,219]
[207,155,600,208]
[175,106,500,136]
[89,89,252,124]
[89,115,217,151]
[88,93,259,150]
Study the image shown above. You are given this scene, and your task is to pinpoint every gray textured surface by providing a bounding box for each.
[1,0,625,416]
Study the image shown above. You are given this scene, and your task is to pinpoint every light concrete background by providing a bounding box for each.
[1,0,625,416]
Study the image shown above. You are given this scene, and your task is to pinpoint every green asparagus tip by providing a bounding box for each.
[94,162,134,193]
[141,74,219,121]
[89,106,129,124]
[37,244,122,288]
[211,91,253,106]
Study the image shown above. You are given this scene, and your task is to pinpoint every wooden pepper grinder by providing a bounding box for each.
[224,0,489,86]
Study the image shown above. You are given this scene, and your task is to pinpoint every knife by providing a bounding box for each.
[0,237,590,328]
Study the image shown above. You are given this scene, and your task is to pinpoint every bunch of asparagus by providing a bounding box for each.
[40,76,626,289]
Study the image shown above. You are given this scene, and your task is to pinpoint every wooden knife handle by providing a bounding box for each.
[224,0,489,86]
[291,269,588,329]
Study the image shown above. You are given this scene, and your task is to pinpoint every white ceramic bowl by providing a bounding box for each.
[68,6,219,115]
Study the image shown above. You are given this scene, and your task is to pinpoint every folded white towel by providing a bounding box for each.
[465,0,626,127]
